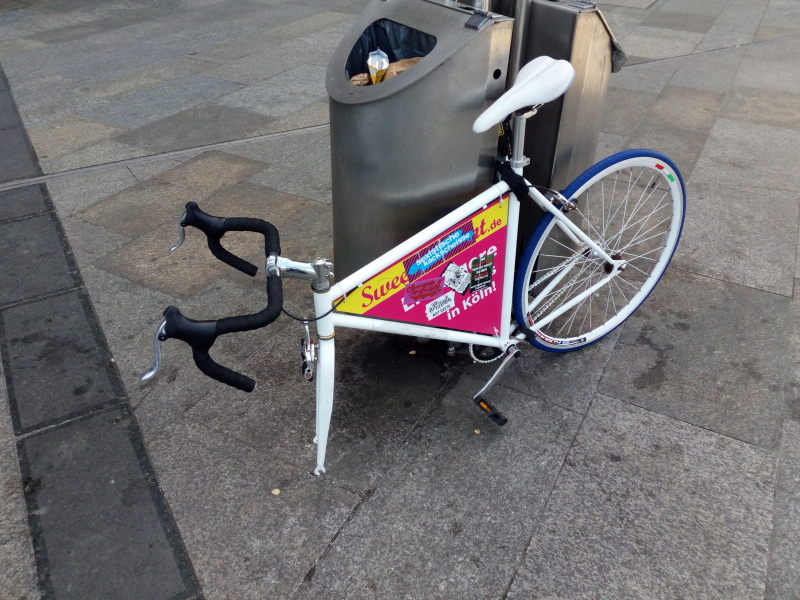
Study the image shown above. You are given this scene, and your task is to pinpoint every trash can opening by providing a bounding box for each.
[345,18,436,84]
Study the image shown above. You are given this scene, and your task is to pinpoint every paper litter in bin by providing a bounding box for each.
[384,57,422,80]
[349,57,423,86]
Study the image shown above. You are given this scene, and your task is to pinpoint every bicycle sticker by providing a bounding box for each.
[404,276,445,304]
[425,291,455,321]
[443,263,470,294]
[469,253,494,292]
[336,195,509,335]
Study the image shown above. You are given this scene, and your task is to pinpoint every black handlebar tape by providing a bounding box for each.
[215,275,283,335]
[192,347,255,393]
[206,237,259,277]
[181,202,282,276]
[162,306,256,392]
[181,202,257,276]
[220,216,281,257]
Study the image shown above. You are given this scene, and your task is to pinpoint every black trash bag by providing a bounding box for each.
[345,19,436,79]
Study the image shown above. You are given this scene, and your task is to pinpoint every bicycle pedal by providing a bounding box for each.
[473,395,508,426]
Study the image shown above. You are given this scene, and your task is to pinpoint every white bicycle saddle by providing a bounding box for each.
[473,56,576,133]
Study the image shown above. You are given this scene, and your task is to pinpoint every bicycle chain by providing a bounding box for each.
[468,344,504,364]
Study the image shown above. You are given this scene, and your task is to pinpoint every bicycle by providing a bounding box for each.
[141,56,686,475]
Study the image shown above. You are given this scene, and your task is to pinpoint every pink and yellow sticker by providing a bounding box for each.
[336,196,509,335]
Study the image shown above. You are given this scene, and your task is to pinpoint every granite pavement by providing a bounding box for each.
[0,0,799,598]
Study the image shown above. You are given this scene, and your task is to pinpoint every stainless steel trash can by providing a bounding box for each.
[326,0,512,279]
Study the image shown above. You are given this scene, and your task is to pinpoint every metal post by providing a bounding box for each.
[507,0,529,83]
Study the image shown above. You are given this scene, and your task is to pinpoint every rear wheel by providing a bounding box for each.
[513,149,685,352]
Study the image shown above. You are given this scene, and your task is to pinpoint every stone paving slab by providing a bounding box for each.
[599,269,790,449]
[0,364,37,600]
[721,86,800,131]
[262,99,330,135]
[690,117,800,192]
[599,87,658,137]
[91,181,313,299]
[59,216,133,269]
[42,139,145,173]
[228,128,333,203]
[669,48,745,94]
[621,26,704,62]
[45,165,137,216]
[80,75,245,129]
[647,85,725,132]
[642,9,717,34]
[0,531,38,600]
[625,121,708,181]
[148,417,358,600]
[790,283,800,419]
[0,290,124,433]
[0,127,39,183]
[202,46,318,85]
[0,211,79,306]
[0,88,18,129]
[18,405,197,600]
[735,35,800,95]
[757,0,800,41]
[674,180,798,297]
[78,150,266,237]
[26,116,124,166]
[766,419,800,599]
[115,103,274,154]
[506,394,774,600]
[0,184,48,221]
[312,374,582,598]
[78,56,215,101]
[217,65,328,120]
[606,60,677,94]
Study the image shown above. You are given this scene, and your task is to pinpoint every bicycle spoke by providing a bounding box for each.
[612,174,662,240]
[610,182,664,247]
[532,262,599,319]
[619,215,673,253]
[604,194,670,249]
[624,262,651,277]
[604,170,657,241]
[622,246,666,261]
[572,207,606,245]
[612,277,630,305]
[534,262,594,310]
[547,233,583,255]
[529,254,584,292]
[617,274,643,290]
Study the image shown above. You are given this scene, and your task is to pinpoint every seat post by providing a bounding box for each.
[510,111,531,174]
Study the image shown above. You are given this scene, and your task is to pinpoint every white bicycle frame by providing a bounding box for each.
[308,154,626,475]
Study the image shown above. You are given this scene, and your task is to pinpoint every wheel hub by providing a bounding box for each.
[604,252,623,273]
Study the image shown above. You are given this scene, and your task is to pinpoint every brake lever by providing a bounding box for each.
[170,211,187,252]
[141,319,167,381]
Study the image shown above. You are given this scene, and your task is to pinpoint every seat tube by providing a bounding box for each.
[313,289,335,475]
